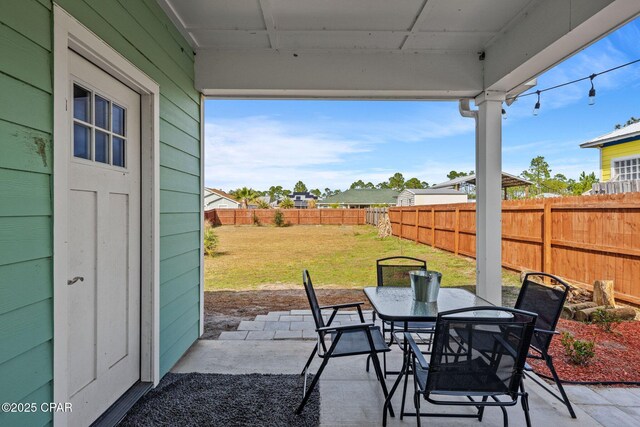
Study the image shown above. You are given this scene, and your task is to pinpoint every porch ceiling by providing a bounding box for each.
[158,0,640,98]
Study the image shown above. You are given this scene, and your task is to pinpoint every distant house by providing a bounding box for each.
[318,189,399,208]
[204,188,241,210]
[431,172,532,200]
[397,188,468,206]
[288,191,318,209]
[580,123,640,193]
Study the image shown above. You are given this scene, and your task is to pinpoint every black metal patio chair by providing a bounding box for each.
[399,307,537,427]
[515,272,576,418]
[367,256,432,376]
[296,270,394,416]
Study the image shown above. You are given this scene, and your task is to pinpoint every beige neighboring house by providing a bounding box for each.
[204,188,241,210]
[397,188,468,206]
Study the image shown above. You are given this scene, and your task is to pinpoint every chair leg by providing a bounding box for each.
[521,391,531,427]
[300,346,317,376]
[365,354,371,372]
[296,356,328,415]
[544,352,577,418]
[478,396,488,421]
[383,351,387,378]
[414,392,421,427]
[370,351,395,418]
[400,358,410,420]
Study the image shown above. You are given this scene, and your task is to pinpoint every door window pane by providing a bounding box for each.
[112,137,125,167]
[73,85,90,122]
[74,124,91,159]
[95,95,110,130]
[95,131,109,164]
[112,105,125,136]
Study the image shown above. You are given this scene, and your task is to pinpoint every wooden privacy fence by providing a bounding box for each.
[388,193,640,305]
[206,208,366,226]
[365,208,388,225]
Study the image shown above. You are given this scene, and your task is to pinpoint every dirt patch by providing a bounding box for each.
[203,289,371,339]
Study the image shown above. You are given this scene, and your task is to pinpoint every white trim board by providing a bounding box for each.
[199,94,205,336]
[52,5,161,425]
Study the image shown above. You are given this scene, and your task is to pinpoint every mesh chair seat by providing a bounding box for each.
[414,357,510,396]
[328,326,390,357]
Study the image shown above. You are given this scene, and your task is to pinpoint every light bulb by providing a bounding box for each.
[588,87,596,106]
[533,91,541,116]
[502,108,507,120]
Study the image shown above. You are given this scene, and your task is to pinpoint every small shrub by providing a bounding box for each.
[203,220,218,256]
[273,209,286,227]
[591,308,620,333]
[560,332,595,365]
[252,212,262,226]
[329,203,340,209]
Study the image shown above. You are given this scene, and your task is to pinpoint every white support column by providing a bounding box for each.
[474,91,505,305]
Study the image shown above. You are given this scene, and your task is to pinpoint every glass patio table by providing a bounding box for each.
[362,286,508,423]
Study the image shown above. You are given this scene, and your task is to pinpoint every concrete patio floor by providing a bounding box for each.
[173,338,640,426]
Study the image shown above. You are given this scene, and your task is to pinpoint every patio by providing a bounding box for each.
[174,310,640,426]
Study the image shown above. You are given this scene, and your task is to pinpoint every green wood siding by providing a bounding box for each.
[0,1,54,425]
[0,0,201,424]
[55,0,202,377]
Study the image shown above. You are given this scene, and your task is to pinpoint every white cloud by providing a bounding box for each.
[204,107,476,190]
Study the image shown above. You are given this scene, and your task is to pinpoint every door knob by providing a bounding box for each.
[67,276,84,285]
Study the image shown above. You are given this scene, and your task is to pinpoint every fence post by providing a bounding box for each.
[543,199,552,273]
[297,209,300,225]
[414,208,419,243]
[399,208,403,239]
[233,209,236,225]
[431,208,435,247]
[454,207,460,255]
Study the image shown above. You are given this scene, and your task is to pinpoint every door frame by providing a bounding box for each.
[52,5,160,425]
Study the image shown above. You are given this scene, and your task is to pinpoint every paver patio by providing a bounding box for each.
[178,312,640,426]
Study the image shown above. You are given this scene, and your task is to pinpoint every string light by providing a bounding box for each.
[502,107,507,120]
[533,91,541,116]
[503,57,640,115]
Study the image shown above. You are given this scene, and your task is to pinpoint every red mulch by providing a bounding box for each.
[529,318,640,383]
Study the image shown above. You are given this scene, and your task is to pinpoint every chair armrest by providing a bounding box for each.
[404,333,430,370]
[319,302,364,310]
[316,322,374,333]
[534,328,559,336]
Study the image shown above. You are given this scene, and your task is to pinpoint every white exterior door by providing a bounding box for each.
[66,50,141,426]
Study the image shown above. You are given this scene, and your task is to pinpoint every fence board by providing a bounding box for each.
[387,193,640,305]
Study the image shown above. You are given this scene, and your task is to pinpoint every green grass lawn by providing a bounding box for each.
[205,225,520,294]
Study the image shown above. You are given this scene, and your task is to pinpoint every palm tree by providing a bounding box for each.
[279,197,294,209]
[233,187,259,208]
[255,199,271,209]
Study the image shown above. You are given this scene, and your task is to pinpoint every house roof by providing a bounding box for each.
[580,122,640,148]
[430,172,532,189]
[401,188,465,196]
[319,189,399,205]
[205,188,239,203]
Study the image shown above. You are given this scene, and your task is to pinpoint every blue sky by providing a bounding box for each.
[204,18,640,192]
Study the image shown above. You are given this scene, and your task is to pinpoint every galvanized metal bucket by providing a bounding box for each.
[410,270,442,302]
